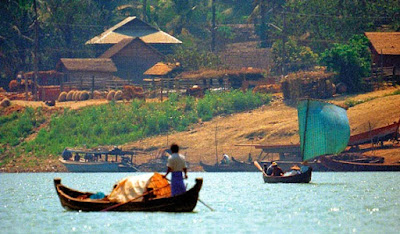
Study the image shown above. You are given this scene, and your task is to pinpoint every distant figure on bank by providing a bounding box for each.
[74,153,80,162]
[164,143,188,196]
[247,153,253,163]
[221,154,230,164]
[62,148,72,160]
[271,161,284,176]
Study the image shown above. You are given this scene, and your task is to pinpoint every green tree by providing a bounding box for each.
[272,37,318,74]
[0,0,35,83]
[320,35,371,92]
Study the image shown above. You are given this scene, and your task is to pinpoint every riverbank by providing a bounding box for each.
[1,87,400,172]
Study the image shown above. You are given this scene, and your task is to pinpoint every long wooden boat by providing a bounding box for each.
[200,158,258,172]
[59,147,139,172]
[348,119,400,146]
[263,167,312,183]
[320,155,400,171]
[54,177,203,212]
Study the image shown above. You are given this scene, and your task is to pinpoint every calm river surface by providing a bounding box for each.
[0,172,399,233]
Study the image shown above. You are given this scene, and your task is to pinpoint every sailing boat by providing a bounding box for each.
[256,99,350,183]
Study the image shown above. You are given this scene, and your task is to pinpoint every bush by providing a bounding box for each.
[320,35,371,92]
[272,38,318,74]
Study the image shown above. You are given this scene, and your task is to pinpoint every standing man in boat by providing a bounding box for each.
[163,143,188,196]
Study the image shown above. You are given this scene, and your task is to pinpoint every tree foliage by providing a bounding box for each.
[271,37,318,74]
[320,35,371,92]
[1,0,399,87]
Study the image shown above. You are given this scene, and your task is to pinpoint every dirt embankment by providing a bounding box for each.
[1,87,400,172]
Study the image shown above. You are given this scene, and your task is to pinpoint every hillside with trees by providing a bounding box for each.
[1,0,399,88]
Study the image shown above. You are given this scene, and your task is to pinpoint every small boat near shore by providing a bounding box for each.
[320,154,400,171]
[59,147,139,172]
[53,176,203,212]
[348,119,400,147]
[200,157,258,172]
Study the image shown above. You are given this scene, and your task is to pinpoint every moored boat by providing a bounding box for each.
[200,157,258,172]
[59,147,139,172]
[54,177,203,212]
[348,119,400,147]
[320,154,400,171]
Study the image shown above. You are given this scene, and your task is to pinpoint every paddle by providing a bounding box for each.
[254,161,268,177]
[198,198,214,211]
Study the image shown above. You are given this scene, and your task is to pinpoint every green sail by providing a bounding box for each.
[298,100,350,162]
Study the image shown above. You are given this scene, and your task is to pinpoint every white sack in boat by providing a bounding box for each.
[108,174,153,203]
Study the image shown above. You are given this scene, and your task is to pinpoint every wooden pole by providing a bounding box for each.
[211,0,216,52]
[33,0,39,101]
[281,10,286,77]
[260,0,266,47]
[91,75,95,98]
[301,99,310,162]
[24,73,28,100]
[160,79,163,102]
[215,123,218,165]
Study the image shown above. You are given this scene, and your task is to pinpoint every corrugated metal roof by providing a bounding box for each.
[86,16,182,45]
[365,32,400,55]
[58,58,117,72]
[144,62,178,76]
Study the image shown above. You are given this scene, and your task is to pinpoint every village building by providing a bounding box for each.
[86,16,181,84]
[56,58,117,90]
[99,38,165,84]
[86,16,181,55]
[365,32,400,79]
[144,62,180,78]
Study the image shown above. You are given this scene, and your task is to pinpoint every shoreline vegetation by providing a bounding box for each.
[1,87,400,173]
[0,90,271,172]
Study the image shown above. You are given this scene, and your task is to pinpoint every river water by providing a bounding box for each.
[0,172,398,233]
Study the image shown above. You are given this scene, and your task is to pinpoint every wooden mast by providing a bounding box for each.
[301,99,310,162]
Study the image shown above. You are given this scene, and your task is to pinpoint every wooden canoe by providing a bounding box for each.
[348,119,400,146]
[320,155,400,171]
[263,167,312,183]
[54,177,203,212]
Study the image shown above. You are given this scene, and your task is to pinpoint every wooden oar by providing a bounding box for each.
[254,161,268,177]
[101,184,170,212]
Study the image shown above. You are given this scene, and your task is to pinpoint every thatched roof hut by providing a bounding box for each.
[365,32,400,72]
[56,58,117,90]
[144,62,180,77]
[86,16,181,55]
[57,58,117,72]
